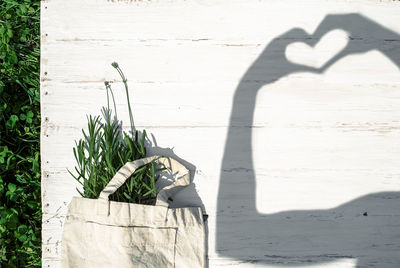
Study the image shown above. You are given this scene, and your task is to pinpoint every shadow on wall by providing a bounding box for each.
[145,133,210,267]
[104,79,206,214]
[216,14,400,267]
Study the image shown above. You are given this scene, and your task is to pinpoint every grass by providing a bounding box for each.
[0,0,41,267]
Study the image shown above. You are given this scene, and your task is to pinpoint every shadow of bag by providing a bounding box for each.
[61,155,206,268]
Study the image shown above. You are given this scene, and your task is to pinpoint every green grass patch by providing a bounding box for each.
[0,0,41,267]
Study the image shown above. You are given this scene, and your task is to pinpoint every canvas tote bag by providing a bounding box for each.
[61,155,206,268]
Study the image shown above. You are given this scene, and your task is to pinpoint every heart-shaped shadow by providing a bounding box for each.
[216,13,400,268]
[286,29,348,69]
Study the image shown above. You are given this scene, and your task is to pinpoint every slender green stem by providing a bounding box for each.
[104,81,110,111]
[112,62,135,135]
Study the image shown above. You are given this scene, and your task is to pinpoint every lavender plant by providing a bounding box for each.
[69,62,160,204]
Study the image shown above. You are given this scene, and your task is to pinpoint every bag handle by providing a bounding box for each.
[98,155,190,207]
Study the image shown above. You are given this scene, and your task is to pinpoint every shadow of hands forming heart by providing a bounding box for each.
[261,13,400,83]
[281,14,400,75]
[216,13,400,267]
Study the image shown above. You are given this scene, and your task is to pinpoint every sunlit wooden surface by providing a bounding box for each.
[41,0,400,267]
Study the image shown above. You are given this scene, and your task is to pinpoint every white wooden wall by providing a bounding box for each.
[41,0,400,267]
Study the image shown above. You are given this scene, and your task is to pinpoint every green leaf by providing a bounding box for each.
[18,225,28,233]
[8,184,16,193]
[123,192,131,200]
[26,201,36,209]
[6,212,19,230]
[6,114,19,129]
[20,4,27,14]
[18,234,27,242]
[10,52,18,63]
[6,28,13,38]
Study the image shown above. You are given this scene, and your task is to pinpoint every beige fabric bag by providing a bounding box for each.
[61,155,206,268]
